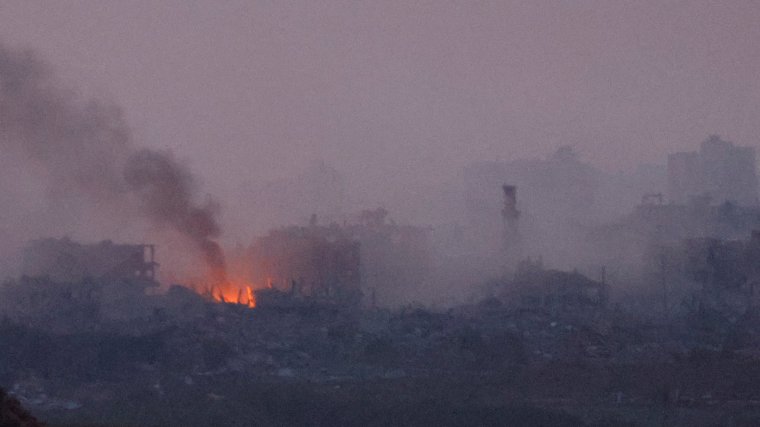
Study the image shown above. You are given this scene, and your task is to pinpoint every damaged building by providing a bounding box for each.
[347,208,431,307]
[248,224,362,307]
[245,209,431,308]
[587,191,760,280]
[681,231,760,310]
[21,238,158,285]
[1,238,161,327]
[502,258,609,312]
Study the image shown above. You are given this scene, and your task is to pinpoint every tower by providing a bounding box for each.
[502,184,522,264]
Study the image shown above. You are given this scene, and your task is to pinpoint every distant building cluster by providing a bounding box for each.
[667,135,759,206]
[463,146,598,228]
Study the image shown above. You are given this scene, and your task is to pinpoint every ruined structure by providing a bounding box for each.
[1,239,161,327]
[618,229,760,320]
[504,258,608,311]
[635,198,760,244]
[245,210,430,308]
[249,224,362,306]
[348,208,431,307]
[682,231,760,304]
[668,135,759,206]
[586,196,760,279]
[21,238,157,284]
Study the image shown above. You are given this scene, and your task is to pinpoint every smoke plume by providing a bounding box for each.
[0,43,226,280]
[124,149,226,280]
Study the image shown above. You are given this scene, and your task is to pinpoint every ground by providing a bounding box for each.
[3,294,760,426]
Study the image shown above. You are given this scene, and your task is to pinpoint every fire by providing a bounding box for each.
[191,248,258,308]
[206,281,256,308]
[246,286,255,307]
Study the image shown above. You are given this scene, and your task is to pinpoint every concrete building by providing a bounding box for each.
[247,210,430,307]
[667,135,758,206]
[248,224,361,302]
[21,238,157,284]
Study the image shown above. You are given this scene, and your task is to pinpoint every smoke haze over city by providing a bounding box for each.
[2,1,760,237]
[2,3,760,426]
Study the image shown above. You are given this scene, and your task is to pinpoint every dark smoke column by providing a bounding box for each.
[502,184,522,266]
[124,149,227,283]
[0,43,227,282]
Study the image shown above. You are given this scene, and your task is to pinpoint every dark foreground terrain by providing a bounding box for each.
[3,291,760,426]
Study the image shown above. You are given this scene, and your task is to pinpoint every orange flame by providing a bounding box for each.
[246,286,255,308]
[191,249,258,308]
[206,281,256,308]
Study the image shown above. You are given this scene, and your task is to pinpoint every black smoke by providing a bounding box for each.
[0,43,226,280]
[124,149,226,280]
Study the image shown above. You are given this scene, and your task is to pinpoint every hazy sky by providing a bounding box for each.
[2,0,759,208]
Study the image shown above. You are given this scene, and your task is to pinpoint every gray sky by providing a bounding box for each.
[1,0,759,213]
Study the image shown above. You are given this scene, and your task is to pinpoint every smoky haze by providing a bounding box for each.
[4,6,760,426]
[2,1,760,236]
[0,2,760,305]
[0,44,226,281]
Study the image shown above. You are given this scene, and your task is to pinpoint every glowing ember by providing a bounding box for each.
[203,281,256,308]
[246,286,255,308]
[191,250,258,308]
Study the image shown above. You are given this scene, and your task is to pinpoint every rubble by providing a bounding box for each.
[501,258,609,312]
[4,155,760,425]
[1,276,760,426]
